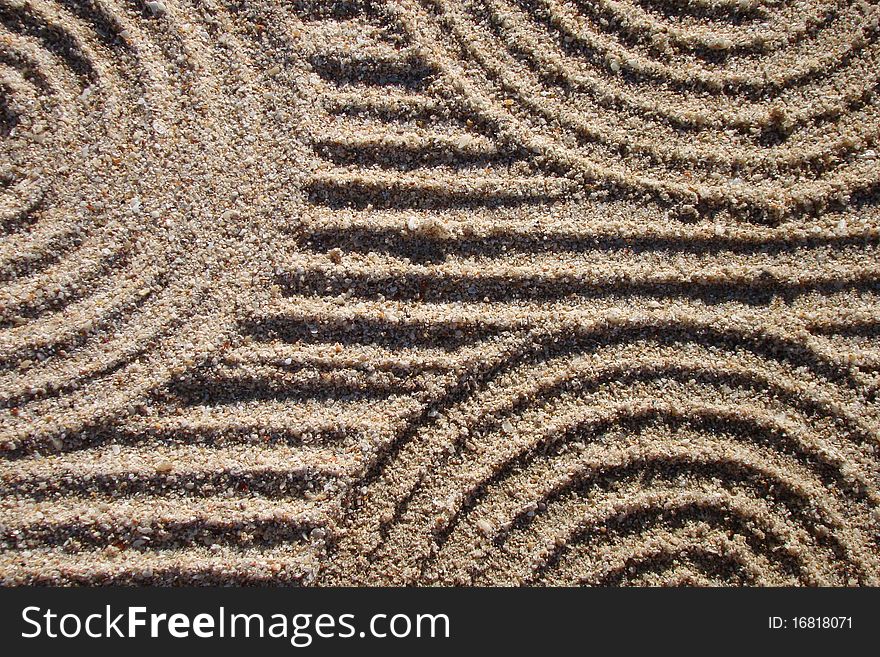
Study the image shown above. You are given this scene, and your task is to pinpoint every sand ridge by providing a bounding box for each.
[0,0,879,586]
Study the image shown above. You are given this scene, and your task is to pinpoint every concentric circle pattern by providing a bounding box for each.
[1,1,196,446]
[392,0,880,221]
[1,0,879,586]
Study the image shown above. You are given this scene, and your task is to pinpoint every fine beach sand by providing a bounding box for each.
[1,0,879,586]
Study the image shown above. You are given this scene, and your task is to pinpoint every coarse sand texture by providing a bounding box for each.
[1,0,880,586]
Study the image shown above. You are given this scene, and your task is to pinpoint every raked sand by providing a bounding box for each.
[1,0,879,585]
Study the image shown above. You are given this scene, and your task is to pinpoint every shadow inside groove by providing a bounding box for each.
[312,139,527,172]
[19,568,312,586]
[289,0,378,21]
[309,53,435,90]
[1,518,322,551]
[277,269,880,305]
[305,176,565,209]
[167,373,412,405]
[0,423,355,461]
[0,84,21,137]
[0,468,329,501]
[240,316,504,350]
[298,225,880,264]
[630,0,771,22]
[808,320,880,338]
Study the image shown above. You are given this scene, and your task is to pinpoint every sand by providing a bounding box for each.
[0,0,879,586]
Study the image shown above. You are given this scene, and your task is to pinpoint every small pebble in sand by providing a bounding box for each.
[146,1,167,17]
